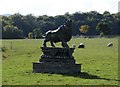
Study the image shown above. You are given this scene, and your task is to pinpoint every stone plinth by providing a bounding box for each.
[33,47,81,74]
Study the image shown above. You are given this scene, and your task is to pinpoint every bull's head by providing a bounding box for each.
[65,19,72,27]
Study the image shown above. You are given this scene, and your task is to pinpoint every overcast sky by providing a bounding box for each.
[0,0,119,16]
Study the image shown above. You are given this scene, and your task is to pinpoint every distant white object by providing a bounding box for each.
[78,43,85,48]
[72,44,76,48]
[107,42,113,47]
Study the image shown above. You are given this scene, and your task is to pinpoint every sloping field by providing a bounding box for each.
[2,37,119,85]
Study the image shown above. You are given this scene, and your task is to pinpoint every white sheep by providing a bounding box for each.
[107,42,113,47]
[78,43,85,48]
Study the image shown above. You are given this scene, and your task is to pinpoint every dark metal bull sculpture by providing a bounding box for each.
[43,19,72,48]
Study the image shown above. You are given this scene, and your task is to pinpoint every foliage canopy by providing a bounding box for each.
[1,11,119,39]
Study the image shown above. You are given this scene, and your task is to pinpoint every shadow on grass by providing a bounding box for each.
[61,72,120,82]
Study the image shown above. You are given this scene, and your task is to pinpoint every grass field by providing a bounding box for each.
[1,37,119,85]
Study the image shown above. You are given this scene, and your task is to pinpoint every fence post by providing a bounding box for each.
[10,41,12,50]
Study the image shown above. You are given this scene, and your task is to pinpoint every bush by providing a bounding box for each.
[1,47,7,52]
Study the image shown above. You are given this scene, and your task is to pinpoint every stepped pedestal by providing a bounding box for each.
[33,47,81,74]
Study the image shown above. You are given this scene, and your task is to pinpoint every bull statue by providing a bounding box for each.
[42,19,72,48]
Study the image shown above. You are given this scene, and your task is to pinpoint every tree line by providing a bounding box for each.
[1,11,120,39]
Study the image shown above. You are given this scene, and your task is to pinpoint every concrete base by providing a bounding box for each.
[33,47,81,74]
[33,62,81,74]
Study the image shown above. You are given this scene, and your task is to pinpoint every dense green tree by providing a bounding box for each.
[10,13,38,36]
[103,11,111,17]
[28,32,33,39]
[33,28,42,38]
[96,22,111,35]
[54,15,66,27]
[10,13,23,29]
[1,11,119,39]
[2,25,23,39]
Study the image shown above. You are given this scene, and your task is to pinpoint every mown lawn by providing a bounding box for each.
[1,37,119,85]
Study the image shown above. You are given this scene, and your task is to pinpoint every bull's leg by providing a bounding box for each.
[62,42,69,48]
[43,39,49,47]
[61,42,65,48]
[61,41,72,58]
[50,41,55,47]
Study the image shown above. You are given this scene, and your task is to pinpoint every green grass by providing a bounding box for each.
[2,37,119,85]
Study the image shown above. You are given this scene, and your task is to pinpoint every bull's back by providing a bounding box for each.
[65,35,72,42]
